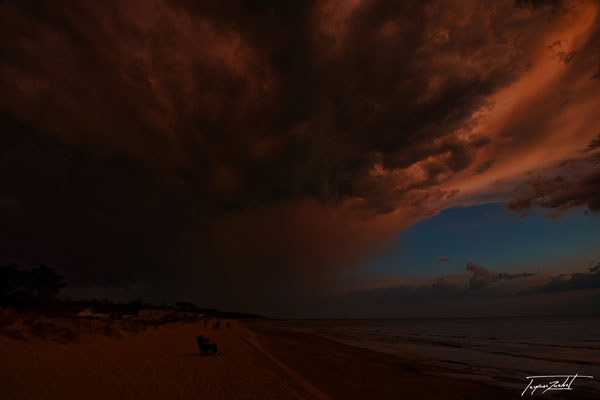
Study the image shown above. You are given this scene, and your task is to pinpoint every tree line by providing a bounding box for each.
[0,264,264,319]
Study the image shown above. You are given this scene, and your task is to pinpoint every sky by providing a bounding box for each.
[0,0,599,317]
[359,203,600,278]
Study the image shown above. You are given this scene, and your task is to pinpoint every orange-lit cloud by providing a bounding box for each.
[440,0,600,207]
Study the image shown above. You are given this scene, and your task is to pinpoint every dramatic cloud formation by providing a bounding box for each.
[520,263,600,294]
[465,262,535,290]
[335,262,598,317]
[345,262,538,303]
[1,0,599,315]
[507,135,600,217]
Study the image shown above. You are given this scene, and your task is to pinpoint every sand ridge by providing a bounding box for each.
[237,324,331,400]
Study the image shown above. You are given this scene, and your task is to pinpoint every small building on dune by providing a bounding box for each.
[137,308,203,321]
[138,309,168,320]
[76,307,110,319]
[76,307,96,318]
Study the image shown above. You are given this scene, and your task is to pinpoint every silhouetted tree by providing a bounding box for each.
[0,264,65,307]
[175,301,197,312]
[127,298,150,314]
[0,264,24,306]
[27,265,65,302]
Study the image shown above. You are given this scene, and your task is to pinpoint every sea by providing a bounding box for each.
[266,315,600,396]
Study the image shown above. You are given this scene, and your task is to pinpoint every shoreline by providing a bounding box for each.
[248,316,600,399]
[247,322,518,400]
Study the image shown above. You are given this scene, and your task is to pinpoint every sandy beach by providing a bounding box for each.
[0,319,323,400]
[0,318,533,399]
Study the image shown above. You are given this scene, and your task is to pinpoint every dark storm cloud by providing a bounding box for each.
[466,262,535,290]
[343,262,537,304]
[338,262,600,315]
[520,263,600,294]
[585,133,600,152]
[0,0,586,314]
[507,141,600,218]
[465,262,537,290]
[0,0,559,210]
[516,0,562,10]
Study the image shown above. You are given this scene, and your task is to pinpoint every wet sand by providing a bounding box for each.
[248,323,517,400]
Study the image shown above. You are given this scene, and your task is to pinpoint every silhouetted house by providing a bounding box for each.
[76,307,95,318]
[138,309,168,320]
[109,312,123,320]
[172,310,197,319]
[76,307,110,319]
[136,308,203,321]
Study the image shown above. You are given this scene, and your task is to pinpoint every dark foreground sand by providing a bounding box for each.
[0,319,526,399]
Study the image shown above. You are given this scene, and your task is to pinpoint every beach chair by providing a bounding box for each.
[196,335,218,354]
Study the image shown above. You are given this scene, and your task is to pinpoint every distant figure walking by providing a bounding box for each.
[213,320,221,329]
[203,319,207,328]
[226,322,230,328]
